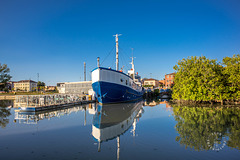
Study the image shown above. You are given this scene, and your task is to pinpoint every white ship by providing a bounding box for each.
[91,34,144,104]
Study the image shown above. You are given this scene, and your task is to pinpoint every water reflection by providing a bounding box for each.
[144,98,171,107]
[92,101,144,160]
[172,105,240,151]
[13,99,145,159]
[1,98,240,159]
[14,103,96,124]
[0,100,12,128]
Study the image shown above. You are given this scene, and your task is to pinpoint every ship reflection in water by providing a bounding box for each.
[13,100,144,160]
[92,101,144,159]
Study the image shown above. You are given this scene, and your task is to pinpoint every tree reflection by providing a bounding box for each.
[0,100,12,128]
[173,105,240,151]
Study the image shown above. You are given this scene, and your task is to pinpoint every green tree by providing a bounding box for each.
[222,54,240,101]
[159,83,164,88]
[154,89,159,96]
[172,56,225,103]
[37,81,45,91]
[143,85,153,88]
[0,63,12,91]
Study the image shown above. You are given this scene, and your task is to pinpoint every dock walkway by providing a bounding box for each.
[14,94,96,112]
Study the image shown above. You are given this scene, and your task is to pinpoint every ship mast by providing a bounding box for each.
[114,34,121,71]
[131,48,135,82]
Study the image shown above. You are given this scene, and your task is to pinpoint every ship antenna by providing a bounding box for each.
[113,34,121,71]
[130,48,135,81]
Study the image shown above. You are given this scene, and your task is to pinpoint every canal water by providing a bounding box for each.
[0,100,239,160]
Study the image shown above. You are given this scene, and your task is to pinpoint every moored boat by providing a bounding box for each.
[91,34,144,104]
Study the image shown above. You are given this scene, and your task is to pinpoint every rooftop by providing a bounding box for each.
[15,80,37,83]
[165,73,176,76]
[143,78,159,81]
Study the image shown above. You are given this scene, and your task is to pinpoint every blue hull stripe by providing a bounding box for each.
[92,81,143,104]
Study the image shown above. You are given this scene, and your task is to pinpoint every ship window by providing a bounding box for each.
[120,79,123,82]
[126,80,128,85]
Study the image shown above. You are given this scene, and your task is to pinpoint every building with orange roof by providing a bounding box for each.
[159,80,165,87]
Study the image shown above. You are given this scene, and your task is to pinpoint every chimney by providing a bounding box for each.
[84,62,86,81]
[97,57,100,67]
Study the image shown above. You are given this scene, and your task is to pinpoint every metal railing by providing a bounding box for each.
[14,94,88,108]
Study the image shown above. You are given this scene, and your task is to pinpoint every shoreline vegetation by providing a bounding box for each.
[172,54,240,105]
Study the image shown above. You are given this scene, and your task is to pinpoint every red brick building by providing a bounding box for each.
[165,73,175,88]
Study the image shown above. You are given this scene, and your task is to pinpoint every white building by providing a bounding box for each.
[14,80,37,92]
[57,81,92,94]
[57,83,66,93]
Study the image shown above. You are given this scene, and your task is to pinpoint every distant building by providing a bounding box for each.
[143,78,159,88]
[57,83,66,93]
[45,86,56,92]
[57,81,92,94]
[14,80,37,92]
[165,73,175,88]
[159,80,165,87]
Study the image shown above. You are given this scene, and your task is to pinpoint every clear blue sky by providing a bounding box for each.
[0,0,239,85]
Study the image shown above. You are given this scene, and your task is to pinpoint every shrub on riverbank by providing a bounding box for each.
[172,54,240,104]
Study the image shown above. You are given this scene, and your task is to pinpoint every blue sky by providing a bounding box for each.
[0,0,240,85]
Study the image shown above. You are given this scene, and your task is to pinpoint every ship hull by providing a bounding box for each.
[92,81,143,104]
[92,67,143,104]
